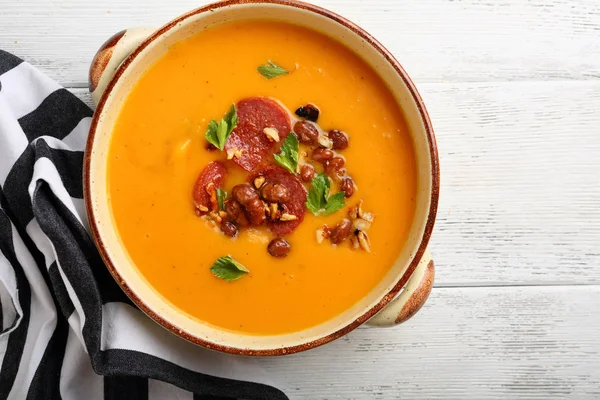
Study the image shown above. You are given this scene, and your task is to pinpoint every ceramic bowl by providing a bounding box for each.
[85,0,439,356]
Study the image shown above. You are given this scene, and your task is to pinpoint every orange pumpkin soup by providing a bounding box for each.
[107,21,417,335]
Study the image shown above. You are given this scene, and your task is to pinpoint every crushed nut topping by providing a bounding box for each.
[357,231,371,252]
[318,135,333,149]
[208,211,223,223]
[253,176,266,189]
[205,182,219,211]
[226,147,244,160]
[353,218,371,232]
[280,213,298,221]
[361,212,375,223]
[197,204,209,213]
[263,127,280,142]
[316,225,331,244]
[268,203,280,220]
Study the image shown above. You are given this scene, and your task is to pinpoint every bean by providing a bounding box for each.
[293,121,319,145]
[245,197,267,226]
[221,221,238,237]
[225,200,248,226]
[294,103,320,122]
[324,157,345,177]
[260,182,290,203]
[225,200,241,220]
[267,238,291,258]
[312,148,334,163]
[330,219,352,244]
[300,164,316,182]
[232,184,258,205]
[231,185,265,226]
[329,130,349,150]
[340,177,355,198]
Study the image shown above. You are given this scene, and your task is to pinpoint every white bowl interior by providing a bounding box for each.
[88,2,434,352]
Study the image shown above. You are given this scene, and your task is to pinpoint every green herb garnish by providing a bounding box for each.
[257,61,289,79]
[216,188,227,211]
[210,255,249,282]
[306,173,346,216]
[274,133,299,173]
[205,104,238,150]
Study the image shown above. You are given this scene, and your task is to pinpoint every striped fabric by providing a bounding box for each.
[0,50,288,400]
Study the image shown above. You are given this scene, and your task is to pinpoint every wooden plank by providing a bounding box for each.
[2,0,599,87]
[258,285,600,399]
[422,81,600,286]
[69,80,600,286]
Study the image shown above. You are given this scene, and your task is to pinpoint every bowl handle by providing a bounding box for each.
[89,27,155,106]
[367,250,435,327]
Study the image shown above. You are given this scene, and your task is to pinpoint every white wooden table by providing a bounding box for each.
[3,0,599,398]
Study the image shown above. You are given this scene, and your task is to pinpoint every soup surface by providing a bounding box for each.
[108,20,417,335]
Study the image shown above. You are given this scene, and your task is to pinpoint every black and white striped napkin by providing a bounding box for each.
[0,50,288,400]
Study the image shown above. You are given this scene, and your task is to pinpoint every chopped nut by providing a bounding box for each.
[357,231,371,252]
[226,148,244,160]
[316,225,330,244]
[280,213,298,221]
[348,199,374,223]
[205,182,218,211]
[348,205,359,219]
[269,203,280,220]
[208,211,222,223]
[197,204,209,213]
[356,199,365,218]
[362,212,375,223]
[218,211,227,219]
[353,218,372,231]
[263,127,280,142]
[253,176,266,189]
[318,135,333,149]
[205,182,214,194]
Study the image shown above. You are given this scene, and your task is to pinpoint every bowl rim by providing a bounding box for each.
[84,0,440,356]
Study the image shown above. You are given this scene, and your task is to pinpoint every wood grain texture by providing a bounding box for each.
[2,0,600,86]
[258,286,600,399]
[10,1,598,397]
[69,80,600,286]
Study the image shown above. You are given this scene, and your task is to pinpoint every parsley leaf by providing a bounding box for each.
[323,192,346,215]
[306,173,346,216]
[210,255,249,282]
[274,133,299,173]
[216,188,227,211]
[257,61,289,79]
[205,104,238,150]
[306,173,329,213]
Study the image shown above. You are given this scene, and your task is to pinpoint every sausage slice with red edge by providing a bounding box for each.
[225,97,292,171]
[192,161,227,213]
